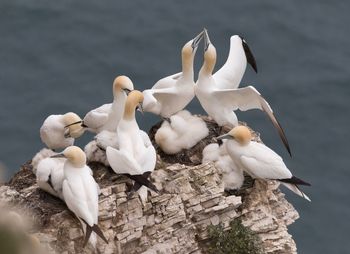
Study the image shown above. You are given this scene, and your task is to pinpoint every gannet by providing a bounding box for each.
[202,142,244,190]
[80,75,134,133]
[217,126,311,201]
[142,31,204,118]
[40,112,84,150]
[106,90,158,202]
[155,110,209,154]
[51,146,108,247]
[194,29,291,156]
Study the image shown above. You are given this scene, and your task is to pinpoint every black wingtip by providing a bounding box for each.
[279,176,311,186]
[242,39,258,73]
[126,173,159,193]
[272,114,292,157]
[83,225,93,247]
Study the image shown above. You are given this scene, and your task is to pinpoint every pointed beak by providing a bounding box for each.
[64,120,83,128]
[191,30,204,50]
[50,153,66,158]
[123,88,132,95]
[216,133,233,141]
[203,28,211,51]
[242,39,258,73]
[137,102,144,115]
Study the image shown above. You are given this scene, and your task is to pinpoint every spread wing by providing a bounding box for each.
[152,72,182,89]
[83,103,111,130]
[212,86,291,156]
[106,147,143,175]
[143,87,178,113]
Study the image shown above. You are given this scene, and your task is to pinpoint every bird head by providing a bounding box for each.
[123,90,144,120]
[51,146,86,168]
[203,29,217,70]
[62,112,85,139]
[182,30,204,57]
[217,126,252,145]
[113,75,134,97]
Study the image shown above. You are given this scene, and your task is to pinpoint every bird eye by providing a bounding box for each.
[123,88,131,95]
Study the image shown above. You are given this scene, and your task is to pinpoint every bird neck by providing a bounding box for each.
[123,103,137,121]
[199,57,215,77]
[181,54,194,80]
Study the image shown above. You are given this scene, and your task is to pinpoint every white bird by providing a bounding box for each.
[155,110,209,154]
[40,112,84,150]
[51,146,108,247]
[142,31,204,118]
[106,90,158,202]
[80,75,134,133]
[194,29,291,156]
[217,126,311,201]
[36,157,65,199]
[202,142,244,190]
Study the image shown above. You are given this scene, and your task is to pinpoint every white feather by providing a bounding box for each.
[62,162,100,246]
[155,110,209,154]
[213,35,249,90]
[225,139,310,201]
[36,157,65,199]
[106,110,156,176]
[202,142,244,190]
[32,148,57,173]
[142,36,200,118]
[84,140,109,166]
[40,115,74,150]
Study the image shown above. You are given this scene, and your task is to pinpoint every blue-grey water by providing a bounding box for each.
[1,0,349,253]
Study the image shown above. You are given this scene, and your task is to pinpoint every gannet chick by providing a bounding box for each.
[194,29,291,156]
[202,143,244,190]
[81,75,134,133]
[155,110,209,154]
[84,130,119,166]
[36,156,65,199]
[143,30,204,118]
[51,146,108,247]
[106,90,158,203]
[217,126,311,201]
[40,112,84,150]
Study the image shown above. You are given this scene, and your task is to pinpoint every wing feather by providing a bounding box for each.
[240,150,292,180]
[212,86,291,155]
[106,147,142,175]
[83,104,110,130]
[62,178,95,226]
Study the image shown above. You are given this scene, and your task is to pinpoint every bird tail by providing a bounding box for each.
[127,174,159,194]
[82,221,108,247]
[281,182,311,202]
[279,175,311,186]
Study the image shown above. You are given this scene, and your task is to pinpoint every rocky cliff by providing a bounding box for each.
[0,119,299,254]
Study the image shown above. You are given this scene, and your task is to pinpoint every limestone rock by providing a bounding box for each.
[0,119,299,253]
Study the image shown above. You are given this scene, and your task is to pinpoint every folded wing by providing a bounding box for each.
[106,147,143,175]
